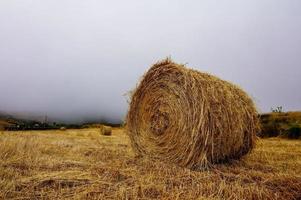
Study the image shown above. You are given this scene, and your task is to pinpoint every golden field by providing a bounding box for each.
[0,128,300,200]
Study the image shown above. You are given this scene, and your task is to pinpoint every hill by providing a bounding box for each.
[0,112,121,131]
[0,120,12,130]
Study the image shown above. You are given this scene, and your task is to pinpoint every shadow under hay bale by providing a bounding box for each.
[126,58,260,169]
[100,125,112,136]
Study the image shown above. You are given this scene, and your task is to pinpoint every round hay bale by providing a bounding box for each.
[60,127,66,131]
[100,125,112,136]
[126,59,260,169]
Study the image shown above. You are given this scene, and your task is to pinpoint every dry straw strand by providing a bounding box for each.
[126,58,260,169]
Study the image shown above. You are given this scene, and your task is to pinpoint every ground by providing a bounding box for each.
[0,128,300,200]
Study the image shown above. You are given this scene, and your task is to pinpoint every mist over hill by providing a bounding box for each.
[0,110,124,124]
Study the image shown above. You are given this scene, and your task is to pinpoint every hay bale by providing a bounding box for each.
[126,59,260,169]
[100,125,112,136]
[60,127,66,131]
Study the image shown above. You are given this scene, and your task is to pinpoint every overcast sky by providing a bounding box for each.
[0,0,300,123]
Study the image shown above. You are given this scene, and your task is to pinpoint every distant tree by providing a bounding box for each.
[271,106,283,113]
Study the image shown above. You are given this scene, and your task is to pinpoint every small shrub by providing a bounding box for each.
[260,122,282,138]
[287,125,301,139]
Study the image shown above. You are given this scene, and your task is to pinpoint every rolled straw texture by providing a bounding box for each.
[126,59,259,169]
[100,125,112,136]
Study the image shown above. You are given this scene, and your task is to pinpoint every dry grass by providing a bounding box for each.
[0,128,300,199]
[126,59,259,169]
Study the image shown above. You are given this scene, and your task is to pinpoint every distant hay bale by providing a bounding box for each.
[100,125,112,136]
[126,59,260,169]
[60,127,66,131]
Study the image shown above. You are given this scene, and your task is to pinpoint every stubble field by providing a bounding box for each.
[0,128,300,200]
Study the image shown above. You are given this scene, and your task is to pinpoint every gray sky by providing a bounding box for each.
[0,0,301,123]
